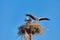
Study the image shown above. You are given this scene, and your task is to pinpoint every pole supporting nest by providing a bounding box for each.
[24,31,32,40]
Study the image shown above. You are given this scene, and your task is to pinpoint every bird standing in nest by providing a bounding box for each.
[18,14,50,40]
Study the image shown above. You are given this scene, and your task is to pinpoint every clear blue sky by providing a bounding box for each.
[0,0,60,40]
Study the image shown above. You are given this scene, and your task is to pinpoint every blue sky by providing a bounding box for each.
[0,0,60,40]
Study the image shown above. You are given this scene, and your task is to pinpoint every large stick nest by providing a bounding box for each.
[18,23,43,35]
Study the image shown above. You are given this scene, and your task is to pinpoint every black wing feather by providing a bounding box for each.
[39,18,50,21]
[26,14,36,20]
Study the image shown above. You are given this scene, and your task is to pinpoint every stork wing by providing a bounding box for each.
[26,14,36,20]
[39,18,50,21]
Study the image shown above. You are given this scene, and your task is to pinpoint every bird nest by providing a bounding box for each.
[18,23,43,35]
